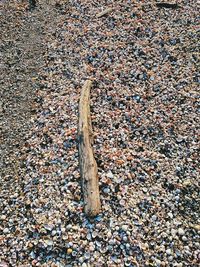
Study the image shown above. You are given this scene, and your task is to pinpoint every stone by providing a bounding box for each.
[178,228,185,236]
[3,228,9,234]
[121,225,129,231]
[168,212,173,219]
[182,236,187,241]
[44,239,53,246]
[107,171,114,179]
[166,248,172,255]
[67,248,73,254]
[171,228,177,236]
[52,230,57,236]
[1,215,6,220]
[152,215,157,221]
[155,259,161,265]
[193,224,200,231]
[0,261,9,267]
[142,187,148,193]
[44,224,54,231]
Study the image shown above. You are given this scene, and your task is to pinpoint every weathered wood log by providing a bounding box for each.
[78,80,101,217]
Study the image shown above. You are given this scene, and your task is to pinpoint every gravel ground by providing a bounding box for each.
[0,1,199,266]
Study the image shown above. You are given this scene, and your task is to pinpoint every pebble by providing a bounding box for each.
[171,229,177,236]
[121,225,129,231]
[67,248,72,255]
[1,215,6,220]
[52,230,57,236]
[44,224,54,231]
[178,228,185,236]
[182,236,187,241]
[193,224,200,231]
[152,215,157,221]
[142,187,148,193]
[166,249,172,255]
[107,171,114,179]
[168,212,173,219]
[44,239,53,247]
[84,252,90,260]
[3,228,9,234]
[155,259,161,265]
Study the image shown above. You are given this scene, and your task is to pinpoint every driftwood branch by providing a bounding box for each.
[78,80,101,217]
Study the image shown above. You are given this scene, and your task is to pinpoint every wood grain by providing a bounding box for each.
[78,80,101,217]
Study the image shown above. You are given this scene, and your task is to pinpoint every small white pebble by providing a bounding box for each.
[168,212,173,219]
[1,215,6,220]
[155,258,161,265]
[107,231,112,238]
[175,195,179,201]
[182,236,187,241]
[79,257,84,263]
[152,215,157,221]
[107,171,114,179]
[123,236,128,242]
[3,228,9,234]
[142,187,148,193]
[178,228,185,235]
[52,230,57,236]
[166,248,172,255]
[171,228,177,236]
[121,225,128,231]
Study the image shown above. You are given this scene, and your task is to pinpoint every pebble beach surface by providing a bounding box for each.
[0,1,199,266]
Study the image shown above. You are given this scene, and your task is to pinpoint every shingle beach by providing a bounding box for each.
[0,1,199,266]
